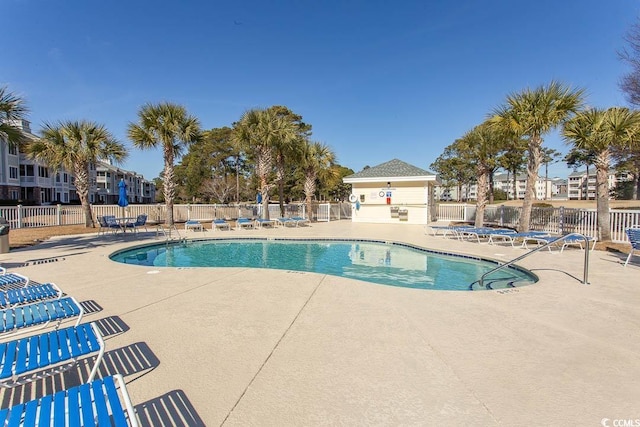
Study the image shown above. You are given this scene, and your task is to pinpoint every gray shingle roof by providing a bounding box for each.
[345,159,435,179]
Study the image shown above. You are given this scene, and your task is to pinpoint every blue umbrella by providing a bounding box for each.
[118,179,129,210]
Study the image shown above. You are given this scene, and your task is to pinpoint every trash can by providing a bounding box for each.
[390,206,399,218]
[0,217,9,253]
[398,209,408,222]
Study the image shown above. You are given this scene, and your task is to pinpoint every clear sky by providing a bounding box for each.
[3,0,639,181]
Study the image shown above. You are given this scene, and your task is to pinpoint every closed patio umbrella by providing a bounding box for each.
[118,179,129,216]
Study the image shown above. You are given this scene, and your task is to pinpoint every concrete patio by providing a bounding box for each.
[0,220,638,426]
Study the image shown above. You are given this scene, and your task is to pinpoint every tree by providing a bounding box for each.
[458,122,502,227]
[497,136,527,200]
[612,144,640,200]
[299,141,336,220]
[562,107,640,241]
[430,146,476,202]
[541,147,561,200]
[267,106,311,216]
[26,121,127,227]
[619,18,640,107]
[0,86,28,147]
[564,147,597,200]
[492,81,584,232]
[128,103,201,226]
[233,108,298,219]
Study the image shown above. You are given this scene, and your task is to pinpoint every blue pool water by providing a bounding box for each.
[110,238,537,291]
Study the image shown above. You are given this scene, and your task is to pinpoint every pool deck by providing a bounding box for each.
[1,221,639,426]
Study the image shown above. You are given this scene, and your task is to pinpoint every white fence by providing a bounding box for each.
[436,203,640,243]
[0,202,353,230]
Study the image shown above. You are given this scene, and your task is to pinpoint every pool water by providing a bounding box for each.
[110,239,537,291]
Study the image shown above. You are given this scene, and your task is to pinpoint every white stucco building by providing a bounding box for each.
[343,159,440,224]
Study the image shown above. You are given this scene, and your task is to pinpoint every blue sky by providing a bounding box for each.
[3,0,639,181]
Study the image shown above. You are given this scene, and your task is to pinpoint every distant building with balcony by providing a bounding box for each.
[567,168,630,200]
[1,119,156,205]
[435,173,561,201]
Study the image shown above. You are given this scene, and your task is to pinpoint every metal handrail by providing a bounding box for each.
[477,232,591,289]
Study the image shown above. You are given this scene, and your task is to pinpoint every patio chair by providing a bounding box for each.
[624,227,640,266]
[212,219,231,231]
[97,215,123,235]
[0,296,83,337]
[0,283,62,309]
[0,322,104,388]
[0,374,139,426]
[487,231,549,248]
[0,268,29,288]
[236,218,255,230]
[131,214,148,233]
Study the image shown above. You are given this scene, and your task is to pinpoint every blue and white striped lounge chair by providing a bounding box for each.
[212,219,231,231]
[290,216,310,227]
[276,218,296,227]
[624,227,640,267]
[0,283,62,309]
[236,218,255,230]
[0,296,83,337]
[520,234,562,251]
[558,235,597,253]
[488,231,550,248]
[184,220,204,232]
[0,322,104,388]
[0,374,139,426]
[255,218,275,228]
[0,268,29,288]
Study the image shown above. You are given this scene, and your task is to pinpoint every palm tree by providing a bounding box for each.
[463,124,497,227]
[0,86,28,147]
[26,121,127,227]
[233,108,298,219]
[563,107,640,241]
[128,103,201,226]
[300,141,336,220]
[492,81,584,232]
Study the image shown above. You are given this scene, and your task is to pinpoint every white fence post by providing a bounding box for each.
[17,205,23,229]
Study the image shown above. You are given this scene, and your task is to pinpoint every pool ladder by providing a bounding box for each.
[473,232,591,290]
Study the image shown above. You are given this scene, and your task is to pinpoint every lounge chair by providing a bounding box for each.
[558,235,597,253]
[0,283,62,309]
[0,268,29,288]
[255,218,276,228]
[236,218,255,230]
[487,231,549,248]
[276,217,297,227]
[0,296,83,336]
[624,227,640,266]
[0,374,139,426]
[184,220,204,232]
[290,216,310,227]
[212,219,231,231]
[0,322,104,388]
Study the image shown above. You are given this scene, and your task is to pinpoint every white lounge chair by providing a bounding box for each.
[185,220,204,232]
[236,218,255,230]
[212,219,231,231]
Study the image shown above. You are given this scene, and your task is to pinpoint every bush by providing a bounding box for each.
[532,202,553,208]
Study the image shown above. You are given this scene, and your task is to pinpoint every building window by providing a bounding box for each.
[63,173,68,183]
[8,145,17,155]
[38,166,49,178]
[56,173,61,182]
[9,167,18,179]
[10,190,18,200]
[19,164,34,176]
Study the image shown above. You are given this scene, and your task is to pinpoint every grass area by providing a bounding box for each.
[8,225,101,249]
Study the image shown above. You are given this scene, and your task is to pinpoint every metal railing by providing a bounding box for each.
[476,232,591,289]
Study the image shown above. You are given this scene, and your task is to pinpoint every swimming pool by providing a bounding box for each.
[110,238,537,291]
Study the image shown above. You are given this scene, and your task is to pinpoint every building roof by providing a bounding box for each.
[343,159,438,183]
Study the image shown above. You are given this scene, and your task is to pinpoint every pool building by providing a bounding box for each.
[343,159,440,225]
